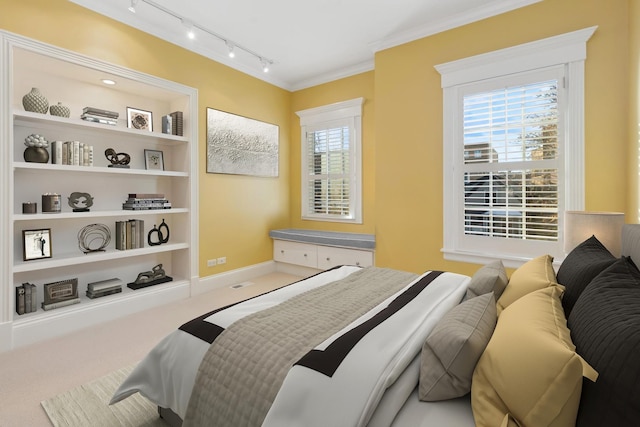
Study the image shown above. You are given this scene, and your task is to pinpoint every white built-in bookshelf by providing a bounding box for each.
[0,31,198,351]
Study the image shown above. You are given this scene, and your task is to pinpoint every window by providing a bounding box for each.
[436,27,596,266]
[296,98,363,223]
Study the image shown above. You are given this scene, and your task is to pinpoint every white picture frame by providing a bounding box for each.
[127,107,153,132]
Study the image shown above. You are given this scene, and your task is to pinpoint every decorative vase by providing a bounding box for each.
[49,102,70,118]
[22,87,49,114]
[23,146,49,163]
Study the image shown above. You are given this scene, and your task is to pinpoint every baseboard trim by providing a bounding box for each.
[194,261,278,295]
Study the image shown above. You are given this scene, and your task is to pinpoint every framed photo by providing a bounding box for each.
[23,228,52,261]
[126,107,153,132]
[144,149,164,170]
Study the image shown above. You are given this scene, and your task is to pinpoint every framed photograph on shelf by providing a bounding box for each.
[126,107,153,132]
[144,149,164,170]
[23,228,52,261]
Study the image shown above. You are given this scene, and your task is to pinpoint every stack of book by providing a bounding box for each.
[81,106,118,126]
[122,193,172,210]
[51,140,94,166]
[86,278,123,299]
[15,282,37,315]
[115,219,145,250]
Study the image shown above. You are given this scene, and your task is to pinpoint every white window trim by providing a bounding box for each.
[435,26,597,268]
[296,98,363,223]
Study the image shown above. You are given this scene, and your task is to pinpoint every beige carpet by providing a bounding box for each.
[41,364,165,427]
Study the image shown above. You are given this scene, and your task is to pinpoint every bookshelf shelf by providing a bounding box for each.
[1,31,198,352]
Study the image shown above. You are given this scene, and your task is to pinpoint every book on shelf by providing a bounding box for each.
[86,278,123,299]
[123,194,171,210]
[53,141,93,166]
[15,283,37,315]
[82,107,119,119]
[115,219,145,250]
[81,114,118,126]
[15,286,25,315]
[128,193,165,199]
[170,111,183,136]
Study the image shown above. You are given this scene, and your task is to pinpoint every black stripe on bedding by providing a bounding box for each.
[179,265,350,343]
[295,270,444,377]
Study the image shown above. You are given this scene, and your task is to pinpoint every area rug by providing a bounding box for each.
[41,364,166,427]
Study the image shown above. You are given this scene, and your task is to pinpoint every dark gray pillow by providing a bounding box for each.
[463,260,507,301]
[557,235,616,316]
[568,257,640,427]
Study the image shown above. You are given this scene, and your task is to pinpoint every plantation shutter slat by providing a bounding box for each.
[462,79,559,241]
[306,123,351,217]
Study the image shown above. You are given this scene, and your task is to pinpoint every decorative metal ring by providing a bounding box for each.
[78,223,111,253]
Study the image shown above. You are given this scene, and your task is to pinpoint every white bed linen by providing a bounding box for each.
[111,266,471,425]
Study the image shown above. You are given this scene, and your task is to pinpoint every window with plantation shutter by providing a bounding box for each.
[297,98,363,223]
[462,75,560,242]
[436,27,596,267]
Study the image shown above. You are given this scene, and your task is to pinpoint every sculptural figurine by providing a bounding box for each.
[133,264,166,285]
[68,191,94,212]
[104,148,131,168]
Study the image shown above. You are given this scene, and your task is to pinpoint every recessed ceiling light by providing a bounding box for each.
[101,79,116,85]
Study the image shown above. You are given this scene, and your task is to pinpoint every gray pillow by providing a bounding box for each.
[419,292,497,401]
[464,260,508,301]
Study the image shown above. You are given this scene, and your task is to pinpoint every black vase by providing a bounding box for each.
[24,147,49,163]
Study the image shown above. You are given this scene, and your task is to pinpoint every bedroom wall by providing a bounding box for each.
[0,0,292,278]
[371,0,630,276]
[289,72,376,234]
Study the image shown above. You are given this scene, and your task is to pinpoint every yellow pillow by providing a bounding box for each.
[496,254,557,315]
[471,285,597,427]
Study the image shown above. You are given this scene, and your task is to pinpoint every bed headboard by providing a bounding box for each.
[621,224,640,266]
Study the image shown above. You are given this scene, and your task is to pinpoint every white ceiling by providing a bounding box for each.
[69,0,540,91]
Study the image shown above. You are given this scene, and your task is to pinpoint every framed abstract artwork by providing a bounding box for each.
[206,108,279,177]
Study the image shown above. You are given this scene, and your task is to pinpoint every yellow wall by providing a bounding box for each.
[289,72,376,234]
[630,0,640,222]
[2,0,636,280]
[0,0,291,277]
[371,0,630,276]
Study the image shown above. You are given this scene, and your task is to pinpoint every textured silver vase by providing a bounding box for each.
[22,87,49,114]
[49,102,70,118]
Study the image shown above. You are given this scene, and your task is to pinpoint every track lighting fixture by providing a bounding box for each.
[128,0,274,74]
[261,58,270,73]
[128,0,138,13]
[182,19,195,40]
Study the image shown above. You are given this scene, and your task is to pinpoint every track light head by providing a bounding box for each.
[260,58,270,73]
[182,19,195,39]
[227,43,235,58]
[128,0,138,13]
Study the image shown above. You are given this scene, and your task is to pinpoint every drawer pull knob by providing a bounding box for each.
[326,257,330,261]
[304,253,307,257]
[281,250,284,254]
[356,262,360,266]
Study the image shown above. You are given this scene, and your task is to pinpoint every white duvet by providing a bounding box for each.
[110,266,470,426]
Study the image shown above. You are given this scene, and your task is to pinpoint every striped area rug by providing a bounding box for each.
[41,364,166,427]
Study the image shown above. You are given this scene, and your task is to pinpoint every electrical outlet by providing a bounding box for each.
[217,256,226,265]
[207,259,217,267]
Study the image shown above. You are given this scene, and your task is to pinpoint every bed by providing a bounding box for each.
[110,224,640,427]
